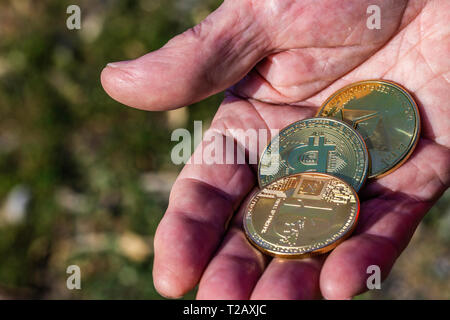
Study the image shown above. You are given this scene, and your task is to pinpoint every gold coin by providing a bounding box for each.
[244,172,360,258]
[258,118,369,192]
[316,80,421,178]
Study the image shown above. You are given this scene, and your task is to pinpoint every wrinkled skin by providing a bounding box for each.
[101,0,450,299]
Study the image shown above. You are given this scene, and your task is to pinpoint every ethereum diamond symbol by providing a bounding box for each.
[339,109,379,128]
[339,108,390,152]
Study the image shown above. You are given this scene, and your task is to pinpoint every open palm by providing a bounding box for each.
[101,0,450,299]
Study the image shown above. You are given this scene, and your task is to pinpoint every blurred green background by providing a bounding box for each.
[0,0,448,299]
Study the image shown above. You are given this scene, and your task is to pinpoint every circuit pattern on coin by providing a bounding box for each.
[258,118,369,191]
[244,173,360,257]
[316,80,420,178]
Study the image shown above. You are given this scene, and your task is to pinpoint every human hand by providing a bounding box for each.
[101,0,450,299]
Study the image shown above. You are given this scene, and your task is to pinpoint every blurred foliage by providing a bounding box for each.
[0,0,448,299]
[0,0,222,299]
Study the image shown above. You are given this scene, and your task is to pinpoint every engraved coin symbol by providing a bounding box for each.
[340,109,391,152]
[339,108,379,128]
[287,136,335,172]
[258,118,369,191]
[274,200,334,244]
[277,219,304,245]
[304,183,315,193]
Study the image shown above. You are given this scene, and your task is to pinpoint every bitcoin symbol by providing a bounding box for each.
[287,136,335,172]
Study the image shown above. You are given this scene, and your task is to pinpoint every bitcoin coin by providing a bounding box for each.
[316,80,421,178]
[258,118,369,191]
[244,172,360,258]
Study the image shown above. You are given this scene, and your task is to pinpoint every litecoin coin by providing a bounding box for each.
[316,80,420,178]
[258,118,369,191]
[244,172,360,258]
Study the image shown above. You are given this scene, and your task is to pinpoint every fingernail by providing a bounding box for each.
[154,276,183,299]
[106,60,132,68]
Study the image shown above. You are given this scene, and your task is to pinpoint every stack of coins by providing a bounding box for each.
[243,80,421,258]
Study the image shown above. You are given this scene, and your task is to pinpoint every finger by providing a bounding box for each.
[153,98,265,298]
[319,197,426,300]
[320,142,448,300]
[152,155,254,298]
[250,257,324,300]
[153,97,315,298]
[196,190,269,300]
[196,229,268,300]
[101,0,270,111]
[195,100,321,300]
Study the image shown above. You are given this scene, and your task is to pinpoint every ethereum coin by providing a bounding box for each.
[258,118,369,191]
[316,80,421,178]
[244,172,360,258]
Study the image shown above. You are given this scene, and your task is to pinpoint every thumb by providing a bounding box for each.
[100,1,270,111]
